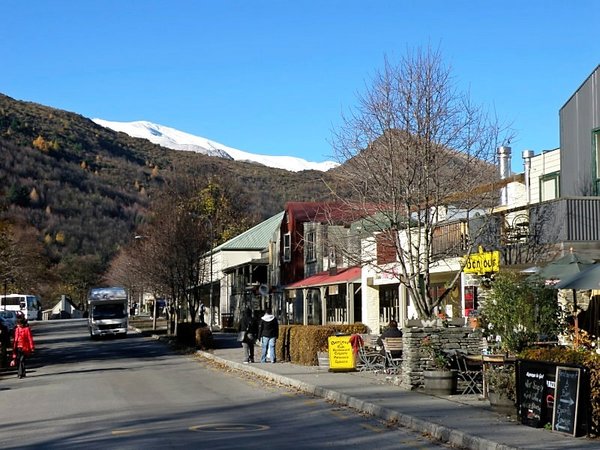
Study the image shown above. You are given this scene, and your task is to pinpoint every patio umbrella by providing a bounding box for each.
[533,250,595,286]
[555,263,600,340]
[555,263,600,290]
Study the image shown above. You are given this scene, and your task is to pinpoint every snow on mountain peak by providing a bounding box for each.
[92,119,339,172]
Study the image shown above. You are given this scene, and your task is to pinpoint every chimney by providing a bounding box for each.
[497,146,512,205]
[522,150,534,204]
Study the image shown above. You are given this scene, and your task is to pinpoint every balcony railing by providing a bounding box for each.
[431,197,600,262]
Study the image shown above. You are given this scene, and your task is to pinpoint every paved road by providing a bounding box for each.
[0,320,451,449]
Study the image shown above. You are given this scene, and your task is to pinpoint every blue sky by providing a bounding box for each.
[1,1,597,172]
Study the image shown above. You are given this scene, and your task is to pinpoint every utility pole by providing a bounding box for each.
[134,235,156,330]
[207,218,215,330]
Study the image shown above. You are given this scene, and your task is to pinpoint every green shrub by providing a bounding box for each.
[481,271,565,353]
[177,322,214,349]
[195,327,214,350]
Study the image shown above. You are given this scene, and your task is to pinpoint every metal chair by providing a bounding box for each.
[382,337,403,374]
[456,354,483,395]
[356,340,386,373]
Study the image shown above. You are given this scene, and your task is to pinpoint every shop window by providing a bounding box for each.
[428,284,448,303]
[464,286,478,317]
[326,285,346,323]
[379,285,400,327]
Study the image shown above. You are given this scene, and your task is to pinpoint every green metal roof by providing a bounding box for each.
[213,211,284,252]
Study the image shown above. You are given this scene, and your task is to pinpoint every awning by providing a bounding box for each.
[284,267,361,289]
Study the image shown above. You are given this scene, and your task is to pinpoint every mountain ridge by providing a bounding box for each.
[92,118,339,173]
[0,92,342,302]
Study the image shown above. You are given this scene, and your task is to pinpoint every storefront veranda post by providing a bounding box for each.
[284,267,362,325]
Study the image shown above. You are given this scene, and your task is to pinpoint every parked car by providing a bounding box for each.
[0,310,18,334]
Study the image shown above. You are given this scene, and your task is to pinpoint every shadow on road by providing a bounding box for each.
[25,320,177,374]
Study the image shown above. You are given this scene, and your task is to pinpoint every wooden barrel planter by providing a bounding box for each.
[423,369,457,395]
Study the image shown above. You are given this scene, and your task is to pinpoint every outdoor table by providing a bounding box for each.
[481,354,508,398]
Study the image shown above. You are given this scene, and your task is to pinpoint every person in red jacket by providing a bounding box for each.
[12,317,35,379]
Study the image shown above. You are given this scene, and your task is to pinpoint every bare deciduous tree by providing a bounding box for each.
[105,176,254,333]
[329,47,512,319]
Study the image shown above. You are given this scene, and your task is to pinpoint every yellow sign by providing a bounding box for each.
[327,335,355,371]
[463,247,500,275]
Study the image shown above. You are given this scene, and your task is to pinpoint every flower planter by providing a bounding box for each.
[488,391,516,415]
[423,369,457,395]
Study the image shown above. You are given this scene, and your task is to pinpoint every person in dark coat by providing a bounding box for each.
[238,308,258,363]
[0,321,10,369]
[377,319,403,359]
[258,307,279,363]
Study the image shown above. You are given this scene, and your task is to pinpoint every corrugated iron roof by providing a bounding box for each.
[213,211,284,252]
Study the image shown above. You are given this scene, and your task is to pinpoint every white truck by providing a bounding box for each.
[88,287,128,339]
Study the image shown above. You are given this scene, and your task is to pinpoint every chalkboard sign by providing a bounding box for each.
[520,368,545,424]
[516,360,556,428]
[552,366,581,436]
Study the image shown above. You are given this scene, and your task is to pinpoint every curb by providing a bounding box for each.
[197,351,518,450]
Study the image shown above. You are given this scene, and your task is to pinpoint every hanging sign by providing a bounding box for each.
[463,246,500,275]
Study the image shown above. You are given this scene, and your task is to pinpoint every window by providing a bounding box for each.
[1,296,20,306]
[283,232,291,262]
[328,246,337,270]
[92,303,126,320]
[540,172,559,201]
[305,230,316,262]
[379,285,400,328]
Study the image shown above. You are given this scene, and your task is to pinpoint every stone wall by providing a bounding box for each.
[399,326,484,390]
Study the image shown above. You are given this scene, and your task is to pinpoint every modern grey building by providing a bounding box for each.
[560,64,600,197]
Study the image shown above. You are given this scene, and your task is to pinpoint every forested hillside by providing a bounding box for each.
[0,93,339,303]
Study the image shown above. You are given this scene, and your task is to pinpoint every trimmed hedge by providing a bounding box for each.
[520,347,600,437]
[177,322,214,349]
[276,324,368,366]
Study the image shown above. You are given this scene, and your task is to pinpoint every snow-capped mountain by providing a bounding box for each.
[92,119,339,172]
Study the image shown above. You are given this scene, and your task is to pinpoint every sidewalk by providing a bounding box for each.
[195,333,598,450]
